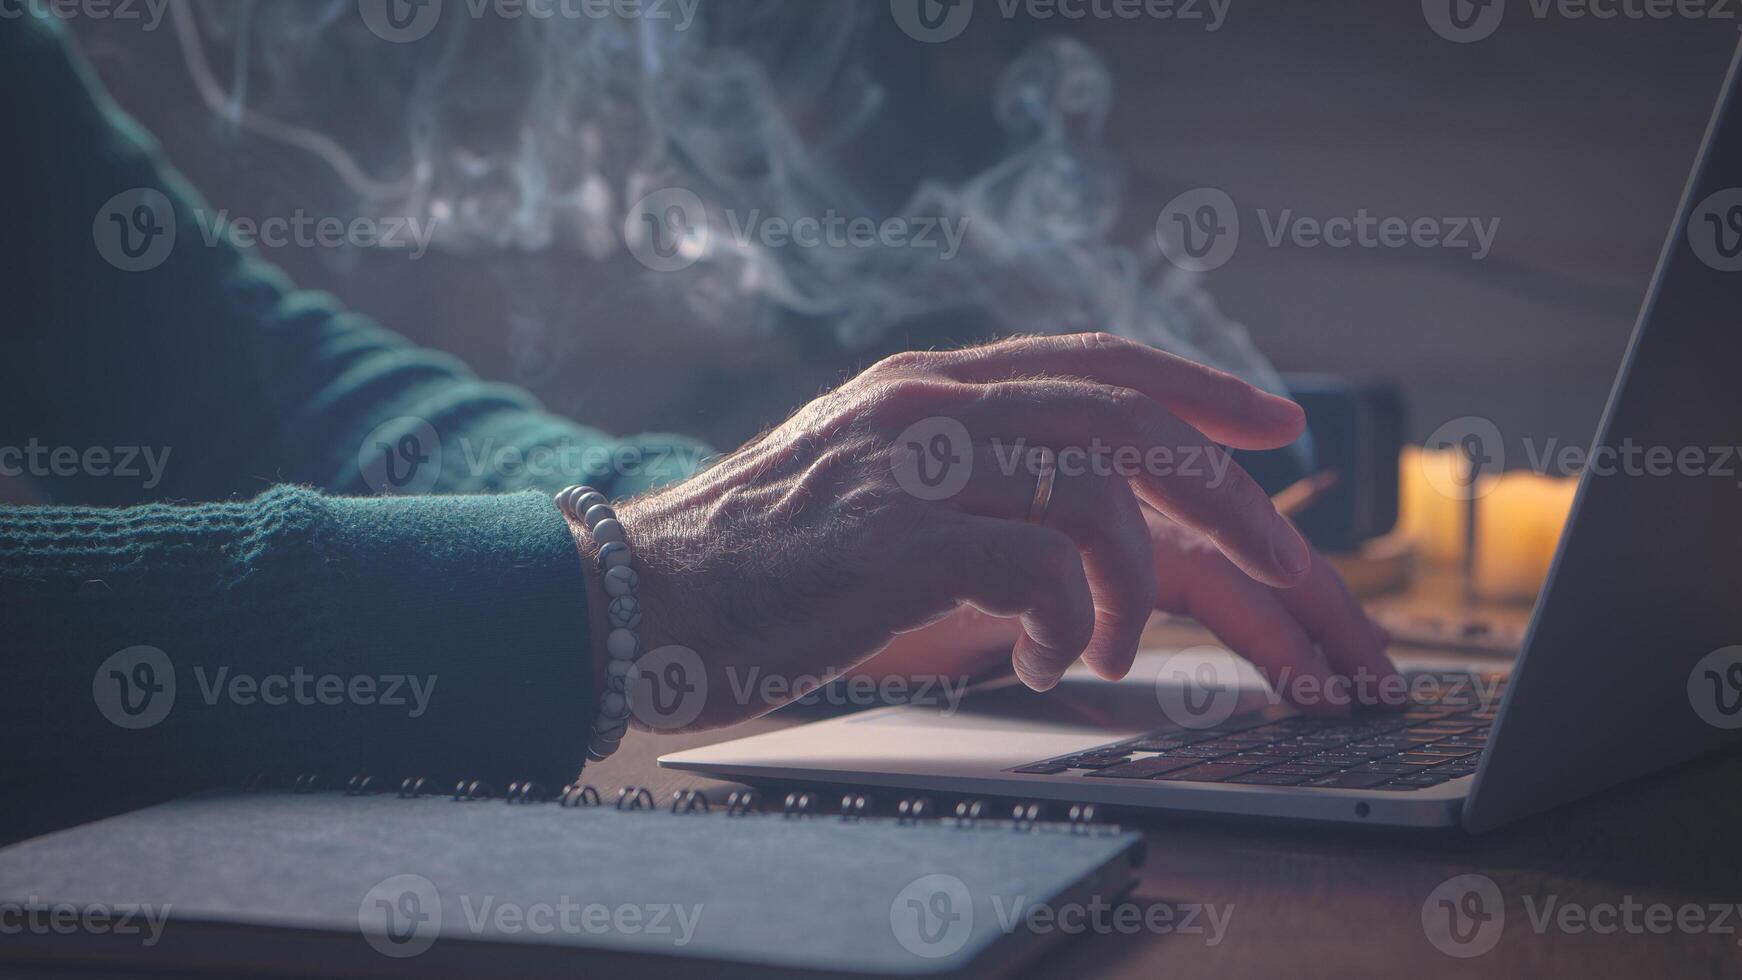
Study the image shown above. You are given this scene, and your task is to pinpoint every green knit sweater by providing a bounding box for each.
[0,17,707,829]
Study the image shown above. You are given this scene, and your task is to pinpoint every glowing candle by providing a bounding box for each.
[1471,471,1577,603]
[1397,447,1578,602]
[1398,447,1469,565]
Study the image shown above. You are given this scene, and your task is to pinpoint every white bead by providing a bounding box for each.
[592,518,626,545]
[606,659,634,692]
[606,628,640,660]
[601,691,629,719]
[608,595,642,629]
[584,503,616,530]
[573,491,607,514]
[559,487,602,519]
[604,565,639,596]
[598,542,631,570]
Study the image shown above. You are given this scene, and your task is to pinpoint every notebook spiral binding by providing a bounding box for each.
[240,772,1121,834]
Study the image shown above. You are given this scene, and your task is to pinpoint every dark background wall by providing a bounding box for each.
[64,0,1739,461]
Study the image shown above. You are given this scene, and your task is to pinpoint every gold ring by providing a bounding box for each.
[1026,447,1058,524]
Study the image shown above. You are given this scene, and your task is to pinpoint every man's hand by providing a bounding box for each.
[607,333,1399,731]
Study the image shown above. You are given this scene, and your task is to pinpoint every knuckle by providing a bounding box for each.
[862,378,952,424]
[871,349,932,375]
[1098,384,1149,420]
[983,333,1033,354]
[977,380,1043,414]
[1079,331,1128,353]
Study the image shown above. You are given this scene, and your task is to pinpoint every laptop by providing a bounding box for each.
[663,41,1742,832]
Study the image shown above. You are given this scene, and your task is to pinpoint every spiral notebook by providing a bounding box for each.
[0,782,1144,979]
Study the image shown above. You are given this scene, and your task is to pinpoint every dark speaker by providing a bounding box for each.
[1238,375,1404,553]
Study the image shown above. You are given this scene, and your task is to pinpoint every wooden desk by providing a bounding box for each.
[580,619,1742,980]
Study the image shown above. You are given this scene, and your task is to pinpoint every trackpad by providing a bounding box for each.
[849,647,1278,734]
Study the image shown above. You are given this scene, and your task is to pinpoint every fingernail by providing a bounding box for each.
[1270,518,1311,578]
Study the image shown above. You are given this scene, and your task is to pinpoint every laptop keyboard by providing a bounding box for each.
[1009,672,1505,792]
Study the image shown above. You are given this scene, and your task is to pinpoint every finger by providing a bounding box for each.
[947,446,1157,682]
[948,379,1312,587]
[929,515,1097,692]
[1150,519,1346,715]
[921,333,1305,449]
[1272,554,1406,708]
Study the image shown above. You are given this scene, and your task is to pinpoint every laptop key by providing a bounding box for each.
[1300,752,1373,766]
[1230,749,1310,763]
[1152,762,1268,782]
[1256,764,1340,776]
[1063,757,1131,769]
[1012,763,1070,774]
[1346,739,1413,754]
[1083,756,1202,779]
[1171,744,1240,759]
[1125,738,1191,752]
[1409,745,1479,758]
[1391,753,1453,766]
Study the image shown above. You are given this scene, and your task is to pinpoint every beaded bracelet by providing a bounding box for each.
[555,484,642,763]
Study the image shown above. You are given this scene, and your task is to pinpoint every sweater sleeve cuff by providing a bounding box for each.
[315,490,594,788]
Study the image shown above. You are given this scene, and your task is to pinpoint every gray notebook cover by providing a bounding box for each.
[0,790,1143,978]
